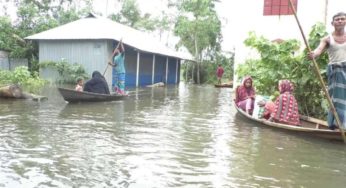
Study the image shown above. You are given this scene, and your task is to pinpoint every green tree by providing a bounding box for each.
[109,0,157,32]
[173,0,222,84]
[0,0,91,71]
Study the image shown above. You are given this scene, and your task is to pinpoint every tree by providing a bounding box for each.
[173,0,222,84]
[109,0,157,32]
[0,0,91,72]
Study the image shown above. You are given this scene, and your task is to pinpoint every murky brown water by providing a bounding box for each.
[0,83,345,187]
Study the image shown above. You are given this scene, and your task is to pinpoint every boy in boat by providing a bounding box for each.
[216,64,224,85]
[75,77,84,92]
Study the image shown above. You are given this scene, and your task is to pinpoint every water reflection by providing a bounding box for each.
[0,83,345,187]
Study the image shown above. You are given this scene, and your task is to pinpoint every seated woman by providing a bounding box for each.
[83,71,110,94]
[235,76,256,114]
[269,80,300,126]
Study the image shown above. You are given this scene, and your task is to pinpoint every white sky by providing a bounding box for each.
[3,0,346,53]
[0,0,238,53]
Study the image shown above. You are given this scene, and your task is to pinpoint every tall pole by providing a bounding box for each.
[288,0,346,143]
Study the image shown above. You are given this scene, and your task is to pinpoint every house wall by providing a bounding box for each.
[39,39,109,81]
[0,51,9,70]
[38,40,181,87]
[138,52,153,86]
[167,58,178,84]
[230,0,346,86]
[0,51,28,70]
[154,55,167,84]
[125,47,140,87]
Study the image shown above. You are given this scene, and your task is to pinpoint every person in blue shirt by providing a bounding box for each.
[108,40,126,95]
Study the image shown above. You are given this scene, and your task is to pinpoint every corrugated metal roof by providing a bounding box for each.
[25,15,193,60]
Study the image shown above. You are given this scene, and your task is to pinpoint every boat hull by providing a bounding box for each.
[214,83,233,88]
[234,102,345,141]
[58,87,127,103]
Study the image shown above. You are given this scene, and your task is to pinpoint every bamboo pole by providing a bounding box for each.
[288,0,346,143]
[103,39,122,76]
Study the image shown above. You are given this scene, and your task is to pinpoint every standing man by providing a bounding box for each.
[308,12,346,130]
[109,40,126,95]
[216,64,224,85]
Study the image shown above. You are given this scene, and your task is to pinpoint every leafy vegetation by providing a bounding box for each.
[0,66,46,94]
[174,0,223,84]
[0,0,91,72]
[236,23,329,118]
[39,60,89,84]
[183,52,234,84]
[0,0,231,86]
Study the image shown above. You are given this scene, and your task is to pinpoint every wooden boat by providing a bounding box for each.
[58,87,127,103]
[214,83,233,88]
[234,102,346,142]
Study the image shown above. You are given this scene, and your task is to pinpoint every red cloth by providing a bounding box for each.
[235,76,255,104]
[263,101,275,119]
[271,80,300,125]
[216,67,224,78]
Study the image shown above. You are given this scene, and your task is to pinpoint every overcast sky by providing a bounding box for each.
[92,0,234,52]
[0,0,235,52]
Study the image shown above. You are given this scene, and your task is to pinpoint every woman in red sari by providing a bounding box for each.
[235,76,256,114]
[270,80,300,126]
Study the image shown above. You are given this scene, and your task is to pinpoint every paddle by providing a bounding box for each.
[103,39,123,76]
[288,0,346,143]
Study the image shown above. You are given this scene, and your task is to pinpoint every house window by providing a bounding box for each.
[263,0,298,16]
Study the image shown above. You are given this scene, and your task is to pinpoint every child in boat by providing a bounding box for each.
[235,76,256,115]
[257,98,275,120]
[75,77,84,92]
[269,80,300,126]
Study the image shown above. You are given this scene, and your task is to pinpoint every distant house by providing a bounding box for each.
[25,13,192,87]
[0,49,28,71]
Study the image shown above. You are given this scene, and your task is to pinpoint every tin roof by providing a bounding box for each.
[25,14,193,60]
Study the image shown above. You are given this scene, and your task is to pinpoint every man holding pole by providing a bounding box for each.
[108,40,126,95]
[308,12,346,130]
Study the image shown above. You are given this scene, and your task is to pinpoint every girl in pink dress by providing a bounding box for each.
[235,76,255,114]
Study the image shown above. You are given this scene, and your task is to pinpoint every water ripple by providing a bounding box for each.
[0,84,345,187]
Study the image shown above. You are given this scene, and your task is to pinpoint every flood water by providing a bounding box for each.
[0,83,345,188]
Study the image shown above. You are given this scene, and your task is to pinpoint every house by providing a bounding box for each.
[0,49,28,70]
[25,13,192,87]
[225,0,346,85]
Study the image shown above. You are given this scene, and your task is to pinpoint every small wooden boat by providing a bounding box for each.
[234,102,346,142]
[58,87,127,103]
[214,83,233,88]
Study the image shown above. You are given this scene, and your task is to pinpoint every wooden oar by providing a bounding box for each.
[288,0,346,143]
[103,39,123,76]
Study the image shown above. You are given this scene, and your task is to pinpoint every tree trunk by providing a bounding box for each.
[185,62,188,82]
[0,84,47,101]
[0,84,23,98]
[194,36,200,84]
[192,62,195,83]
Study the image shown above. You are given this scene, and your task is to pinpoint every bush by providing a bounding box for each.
[0,66,47,94]
[39,59,88,84]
